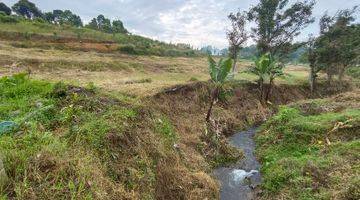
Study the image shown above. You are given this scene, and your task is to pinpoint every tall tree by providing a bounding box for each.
[60,10,82,27]
[112,20,128,34]
[52,9,63,24]
[97,14,112,33]
[0,2,11,15]
[247,0,315,58]
[12,0,42,19]
[305,36,320,94]
[43,12,54,23]
[227,11,248,74]
[87,18,98,30]
[314,7,360,83]
[44,10,82,27]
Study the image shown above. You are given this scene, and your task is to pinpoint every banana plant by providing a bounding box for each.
[251,54,272,101]
[206,56,233,122]
[250,53,283,102]
[266,61,284,101]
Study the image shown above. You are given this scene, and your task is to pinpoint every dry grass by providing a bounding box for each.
[0,41,313,97]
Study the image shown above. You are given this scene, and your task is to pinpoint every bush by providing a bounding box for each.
[118,45,137,54]
[0,15,19,23]
[346,66,360,79]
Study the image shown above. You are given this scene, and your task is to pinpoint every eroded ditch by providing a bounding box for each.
[214,127,261,200]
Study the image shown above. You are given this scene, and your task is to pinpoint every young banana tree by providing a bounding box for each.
[266,61,284,101]
[206,56,233,122]
[251,54,272,101]
[251,53,283,102]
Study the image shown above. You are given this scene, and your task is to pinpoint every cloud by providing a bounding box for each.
[2,0,359,49]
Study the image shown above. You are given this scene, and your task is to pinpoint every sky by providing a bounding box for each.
[2,0,359,49]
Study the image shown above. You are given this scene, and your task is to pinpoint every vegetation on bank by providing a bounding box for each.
[256,95,360,199]
[0,19,198,56]
[0,73,185,199]
[0,0,199,57]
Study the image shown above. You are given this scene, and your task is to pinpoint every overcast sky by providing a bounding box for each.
[2,0,359,48]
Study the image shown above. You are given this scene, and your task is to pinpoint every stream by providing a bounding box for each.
[214,127,261,200]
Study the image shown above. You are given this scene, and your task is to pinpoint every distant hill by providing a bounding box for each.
[0,15,201,57]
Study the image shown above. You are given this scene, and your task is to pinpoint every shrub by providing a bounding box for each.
[118,45,137,54]
[0,15,19,23]
[346,66,360,79]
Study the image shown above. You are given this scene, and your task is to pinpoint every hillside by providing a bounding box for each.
[0,17,200,57]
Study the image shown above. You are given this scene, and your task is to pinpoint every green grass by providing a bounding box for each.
[0,19,200,57]
[256,105,360,200]
[0,74,178,199]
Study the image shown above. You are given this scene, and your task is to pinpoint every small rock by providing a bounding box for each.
[35,100,43,108]
[173,143,180,150]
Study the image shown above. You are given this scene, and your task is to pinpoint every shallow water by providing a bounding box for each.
[214,127,261,200]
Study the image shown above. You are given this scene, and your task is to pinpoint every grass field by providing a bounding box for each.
[0,41,313,96]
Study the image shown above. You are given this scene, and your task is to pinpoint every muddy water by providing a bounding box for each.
[214,128,261,200]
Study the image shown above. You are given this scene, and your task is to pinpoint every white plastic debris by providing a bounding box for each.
[231,169,258,184]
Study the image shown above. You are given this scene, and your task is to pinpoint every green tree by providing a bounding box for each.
[227,11,248,74]
[97,14,112,33]
[43,12,54,23]
[305,36,321,94]
[44,10,82,27]
[52,9,63,24]
[314,7,359,84]
[86,15,112,33]
[86,18,98,30]
[12,0,42,19]
[0,2,11,15]
[247,0,315,59]
[60,10,82,27]
[206,56,233,122]
[112,20,128,34]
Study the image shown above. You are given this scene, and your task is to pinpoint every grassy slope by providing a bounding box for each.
[0,73,327,199]
[0,20,198,56]
[0,74,203,199]
[256,92,360,199]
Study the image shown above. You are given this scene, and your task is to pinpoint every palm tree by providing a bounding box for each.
[206,56,233,122]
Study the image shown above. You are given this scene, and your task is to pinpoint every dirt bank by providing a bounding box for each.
[147,81,350,199]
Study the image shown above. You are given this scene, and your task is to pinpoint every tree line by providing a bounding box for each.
[0,0,128,34]
[206,0,359,122]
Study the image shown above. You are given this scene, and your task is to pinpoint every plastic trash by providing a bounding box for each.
[231,169,259,184]
[0,121,17,135]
